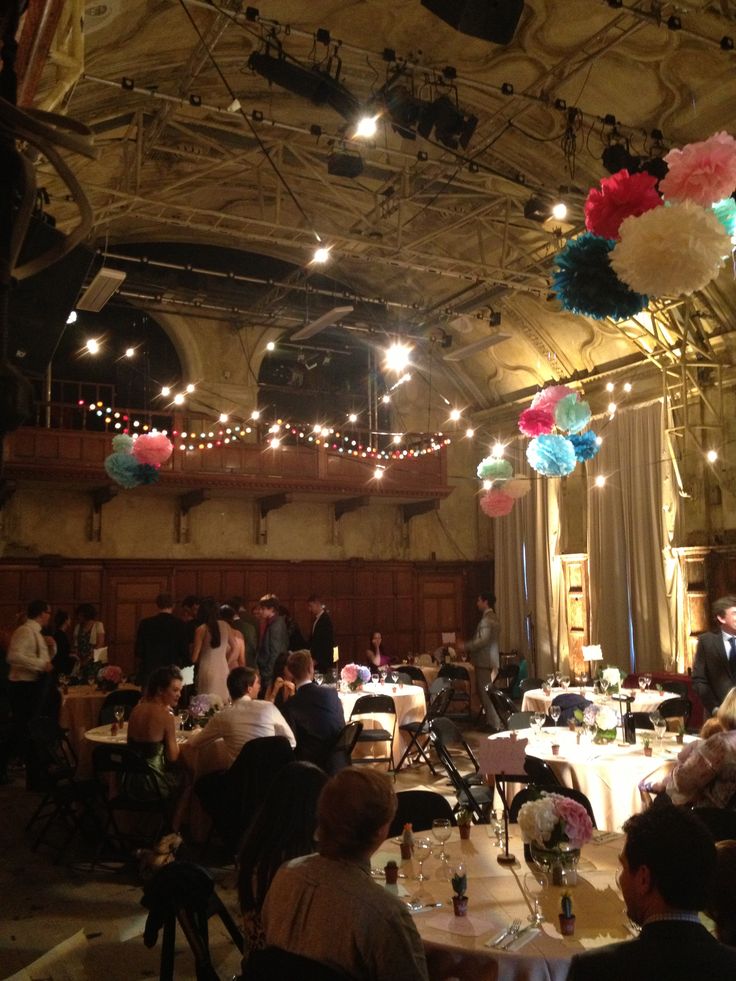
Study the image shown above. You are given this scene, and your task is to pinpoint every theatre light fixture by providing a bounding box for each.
[247,48,359,122]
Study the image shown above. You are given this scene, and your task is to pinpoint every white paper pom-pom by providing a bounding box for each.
[611,202,731,297]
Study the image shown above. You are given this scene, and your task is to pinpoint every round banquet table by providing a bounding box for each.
[476,726,695,832]
[521,687,680,715]
[338,682,426,767]
[372,825,630,981]
[60,683,140,773]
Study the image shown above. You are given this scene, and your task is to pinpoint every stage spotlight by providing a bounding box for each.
[354,113,379,139]
[384,84,422,140]
[384,342,412,373]
[602,142,640,174]
[424,95,477,150]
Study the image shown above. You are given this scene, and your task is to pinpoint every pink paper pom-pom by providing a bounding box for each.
[660,131,736,208]
[531,385,575,411]
[479,490,515,517]
[518,406,554,438]
[584,170,662,240]
[132,432,173,466]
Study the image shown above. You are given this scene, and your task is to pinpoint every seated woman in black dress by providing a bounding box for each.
[125,664,187,830]
[238,761,327,966]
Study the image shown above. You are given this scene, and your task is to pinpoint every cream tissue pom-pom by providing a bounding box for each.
[611,202,731,297]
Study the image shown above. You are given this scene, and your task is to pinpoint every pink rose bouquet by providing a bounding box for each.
[517,791,593,849]
[97,664,123,686]
[341,663,371,691]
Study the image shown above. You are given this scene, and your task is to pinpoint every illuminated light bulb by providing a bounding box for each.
[66,310,77,324]
[382,394,391,404]
[707,449,718,463]
[607,402,617,414]
[270,437,281,448]
[606,382,614,392]
[384,342,412,373]
[392,434,402,444]
[623,382,632,393]
[85,338,100,354]
[551,201,567,221]
[206,442,213,449]
[348,413,357,423]
[219,413,229,423]
[186,383,195,393]
[449,408,462,422]
[125,347,135,358]
[313,424,323,435]
[88,402,95,411]
[594,475,606,488]
[266,341,276,351]
[245,426,252,434]
[312,245,331,264]
[133,420,140,427]
[374,466,384,480]
[491,441,505,458]
[482,479,492,490]
[595,435,603,446]
[465,428,475,438]
[354,113,379,139]
[173,393,185,405]
[251,410,260,420]
[161,386,170,397]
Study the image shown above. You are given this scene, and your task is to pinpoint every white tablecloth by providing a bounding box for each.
[373,826,627,981]
[477,727,694,832]
[338,683,426,767]
[521,687,680,715]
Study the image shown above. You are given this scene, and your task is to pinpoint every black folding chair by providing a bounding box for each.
[141,861,243,981]
[98,688,142,725]
[630,712,655,730]
[520,677,545,695]
[509,785,597,828]
[395,664,429,696]
[395,685,453,775]
[326,720,364,773]
[428,724,494,823]
[690,807,736,842]
[438,664,473,721]
[495,663,520,694]
[428,716,485,785]
[388,790,455,838]
[486,686,518,729]
[659,696,692,726]
[349,694,397,771]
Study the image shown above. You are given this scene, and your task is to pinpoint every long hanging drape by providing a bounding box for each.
[587,399,674,673]
[495,456,569,677]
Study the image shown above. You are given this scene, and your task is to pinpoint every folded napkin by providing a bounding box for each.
[505,926,541,951]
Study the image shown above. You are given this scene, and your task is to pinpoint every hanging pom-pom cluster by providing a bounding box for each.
[474,451,530,520]
[103,431,173,489]
[521,387,599,478]
[554,130,736,317]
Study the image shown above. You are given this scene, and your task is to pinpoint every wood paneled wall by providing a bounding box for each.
[0,558,493,676]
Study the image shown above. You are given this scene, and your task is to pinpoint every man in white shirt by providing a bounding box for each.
[7,600,55,778]
[184,667,295,766]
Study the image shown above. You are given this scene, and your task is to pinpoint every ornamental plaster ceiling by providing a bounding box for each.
[24,0,736,422]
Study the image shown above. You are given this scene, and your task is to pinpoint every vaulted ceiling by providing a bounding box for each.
[23,0,736,421]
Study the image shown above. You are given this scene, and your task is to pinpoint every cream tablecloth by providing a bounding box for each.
[393,663,481,715]
[60,684,140,774]
[373,826,629,981]
[521,687,679,715]
[338,683,426,767]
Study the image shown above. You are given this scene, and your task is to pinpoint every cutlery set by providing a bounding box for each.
[486,918,539,949]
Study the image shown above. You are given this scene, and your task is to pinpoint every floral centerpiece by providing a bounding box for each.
[97,664,123,691]
[575,703,619,743]
[518,791,594,884]
[340,663,372,691]
[189,692,224,725]
[599,665,621,694]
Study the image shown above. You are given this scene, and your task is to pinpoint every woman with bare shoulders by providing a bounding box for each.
[220,605,246,671]
[125,665,187,830]
[191,598,233,703]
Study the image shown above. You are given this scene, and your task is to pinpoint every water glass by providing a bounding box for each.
[371,673,379,685]
[432,818,452,862]
[113,705,125,725]
[550,705,561,726]
[638,676,647,693]
[560,675,570,690]
[654,719,667,747]
[177,709,190,731]
[414,837,432,881]
[314,673,324,686]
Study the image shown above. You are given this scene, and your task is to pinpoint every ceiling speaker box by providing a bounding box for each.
[421,0,524,45]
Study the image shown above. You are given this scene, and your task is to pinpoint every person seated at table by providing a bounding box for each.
[641,714,725,800]
[644,688,736,808]
[567,801,736,980]
[262,767,429,981]
[280,650,344,771]
[185,667,295,766]
[264,651,295,709]
[238,761,327,967]
[365,630,391,668]
[125,664,187,831]
[707,839,736,948]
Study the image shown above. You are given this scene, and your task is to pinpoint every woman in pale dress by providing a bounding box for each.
[191,598,233,703]
[220,605,246,671]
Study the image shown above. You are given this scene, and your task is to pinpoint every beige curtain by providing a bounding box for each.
[495,457,569,677]
[587,400,674,673]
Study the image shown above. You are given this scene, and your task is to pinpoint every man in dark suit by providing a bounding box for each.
[568,802,736,981]
[281,649,344,770]
[692,595,736,716]
[134,593,189,684]
[307,594,334,674]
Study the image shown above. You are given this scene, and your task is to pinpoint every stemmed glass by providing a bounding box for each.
[432,818,452,864]
[414,837,432,881]
[371,673,379,686]
[638,676,647,693]
[642,674,652,691]
[523,870,547,926]
[599,677,610,698]
[654,717,667,750]
[177,708,190,731]
[488,809,504,848]
[531,711,546,737]
[379,666,388,683]
[113,705,125,726]
[550,705,561,727]
[560,675,570,691]
[390,671,399,684]
[546,674,555,688]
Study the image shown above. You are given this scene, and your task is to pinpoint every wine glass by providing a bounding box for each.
[560,675,570,691]
[390,671,399,684]
[432,818,452,863]
[371,673,379,685]
[638,676,647,693]
[414,837,432,881]
[654,718,667,749]
[532,711,546,737]
[314,673,324,686]
[488,809,504,848]
[113,705,125,726]
[379,666,388,682]
[177,708,190,731]
[523,870,547,926]
[550,705,561,727]
[599,677,610,698]
[643,674,652,690]
[546,674,555,688]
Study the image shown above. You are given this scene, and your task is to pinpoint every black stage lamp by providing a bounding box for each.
[602,142,640,174]
[431,95,478,150]
[384,84,422,140]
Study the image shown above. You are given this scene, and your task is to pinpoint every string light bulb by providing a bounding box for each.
[251,409,261,420]
[354,113,379,139]
[66,311,77,325]
[269,436,281,449]
[173,393,185,405]
[186,383,196,393]
[392,434,402,444]
[219,413,229,423]
[374,466,384,480]
[607,402,617,415]
[706,449,718,463]
[449,408,462,422]
[266,341,276,351]
[348,413,358,423]
[312,245,331,264]
[606,382,615,392]
[161,386,170,397]
[465,428,475,438]
[623,382,632,393]
[594,475,606,488]
[85,338,100,354]
[125,347,135,358]
[384,342,412,373]
[491,441,505,458]
[551,201,567,221]
[382,394,391,404]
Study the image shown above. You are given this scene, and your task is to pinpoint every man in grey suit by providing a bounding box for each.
[568,802,736,981]
[256,596,289,693]
[692,595,736,716]
[459,591,501,731]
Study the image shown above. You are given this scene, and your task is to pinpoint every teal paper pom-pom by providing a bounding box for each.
[552,232,648,321]
[111,434,134,454]
[712,197,736,237]
[554,394,592,434]
[569,431,600,462]
[104,452,143,489]
[136,463,161,485]
[526,435,577,477]
[476,456,513,482]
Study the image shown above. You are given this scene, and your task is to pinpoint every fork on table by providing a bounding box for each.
[490,918,521,949]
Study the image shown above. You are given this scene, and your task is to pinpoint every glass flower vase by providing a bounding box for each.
[529,841,581,886]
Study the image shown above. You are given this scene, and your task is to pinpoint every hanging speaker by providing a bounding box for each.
[421,0,524,45]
